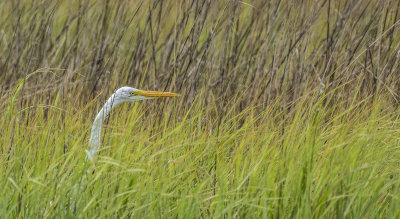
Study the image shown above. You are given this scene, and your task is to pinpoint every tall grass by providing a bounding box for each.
[1,0,400,217]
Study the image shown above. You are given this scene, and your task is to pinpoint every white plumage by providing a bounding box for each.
[87,87,179,160]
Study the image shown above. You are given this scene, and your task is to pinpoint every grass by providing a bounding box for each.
[1,0,400,217]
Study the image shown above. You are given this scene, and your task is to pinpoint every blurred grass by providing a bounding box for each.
[1,0,400,217]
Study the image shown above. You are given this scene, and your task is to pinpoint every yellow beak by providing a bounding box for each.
[134,90,180,98]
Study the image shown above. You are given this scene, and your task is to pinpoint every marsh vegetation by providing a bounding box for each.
[1,0,400,217]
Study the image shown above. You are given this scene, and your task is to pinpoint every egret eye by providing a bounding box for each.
[130,91,139,96]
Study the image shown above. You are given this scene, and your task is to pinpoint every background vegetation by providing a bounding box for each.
[1,0,400,217]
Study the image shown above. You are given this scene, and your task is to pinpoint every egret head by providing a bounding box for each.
[114,86,179,103]
[87,86,179,161]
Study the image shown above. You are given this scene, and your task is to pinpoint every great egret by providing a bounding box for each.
[87,86,179,160]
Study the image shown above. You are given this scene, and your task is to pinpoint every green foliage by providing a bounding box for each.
[1,0,400,217]
[1,82,400,217]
